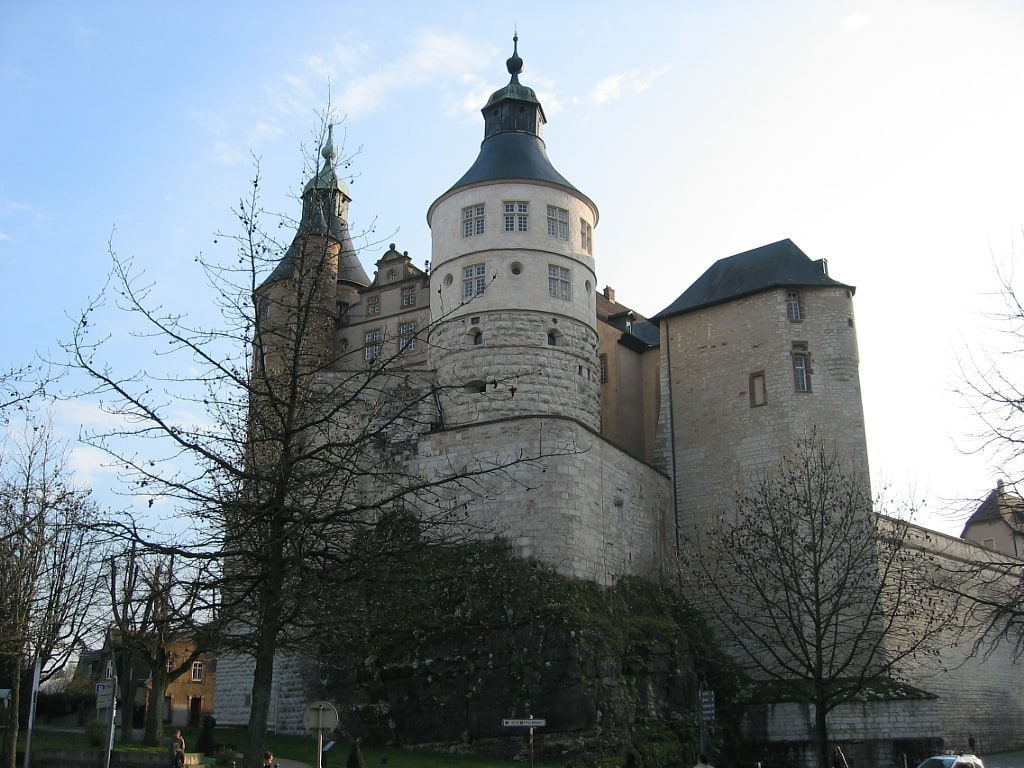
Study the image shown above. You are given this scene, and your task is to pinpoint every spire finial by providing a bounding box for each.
[321,123,337,166]
[506,32,523,77]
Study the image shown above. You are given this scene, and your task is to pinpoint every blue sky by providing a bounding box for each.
[3,0,1024,535]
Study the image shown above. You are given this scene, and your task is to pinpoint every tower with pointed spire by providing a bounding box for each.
[255,124,370,375]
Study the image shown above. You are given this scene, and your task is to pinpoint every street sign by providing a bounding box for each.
[303,701,339,733]
[96,684,106,692]
[502,719,546,727]
[700,690,715,721]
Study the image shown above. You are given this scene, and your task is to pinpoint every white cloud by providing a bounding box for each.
[0,231,12,244]
[842,10,873,32]
[580,67,667,106]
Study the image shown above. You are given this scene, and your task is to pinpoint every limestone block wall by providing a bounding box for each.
[212,651,316,734]
[429,311,600,431]
[741,698,942,768]
[891,523,1024,753]
[657,286,868,534]
[414,416,672,584]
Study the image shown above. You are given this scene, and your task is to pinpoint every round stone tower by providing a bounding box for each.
[426,37,601,430]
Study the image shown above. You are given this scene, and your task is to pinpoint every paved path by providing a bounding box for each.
[984,752,1024,768]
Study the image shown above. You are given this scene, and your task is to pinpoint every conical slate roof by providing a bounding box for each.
[431,35,594,219]
[654,239,853,321]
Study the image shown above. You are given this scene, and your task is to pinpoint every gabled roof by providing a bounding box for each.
[961,480,1024,538]
[653,238,854,321]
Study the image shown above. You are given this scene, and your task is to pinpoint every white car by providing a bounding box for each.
[915,753,984,768]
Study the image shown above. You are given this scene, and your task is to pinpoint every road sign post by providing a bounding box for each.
[304,701,339,768]
[502,718,546,768]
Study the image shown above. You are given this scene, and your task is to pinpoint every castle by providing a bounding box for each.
[215,39,1022,757]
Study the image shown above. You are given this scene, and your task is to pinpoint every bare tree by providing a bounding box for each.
[0,414,107,768]
[954,254,1024,656]
[66,123,560,767]
[107,546,214,745]
[687,434,942,768]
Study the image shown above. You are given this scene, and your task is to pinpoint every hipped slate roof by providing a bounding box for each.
[961,480,1024,538]
[653,238,854,321]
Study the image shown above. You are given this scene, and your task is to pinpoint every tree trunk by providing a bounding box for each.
[3,662,23,768]
[814,692,830,768]
[143,674,167,747]
[244,628,278,768]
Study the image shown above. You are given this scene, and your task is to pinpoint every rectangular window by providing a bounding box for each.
[792,343,811,392]
[749,371,767,406]
[548,264,571,300]
[786,290,803,322]
[257,296,271,320]
[463,264,487,298]
[364,329,383,360]
[503,201,529,232]
[366,295,380,315]
[400,321,417,351]
[580,219,593,254]
[191,661,204,682]
[463,204,485,237]
[105,660,114,680]
[598,353,608,384]
[547,205,569,239]
[401,287,415,307]
[165,658,174,674]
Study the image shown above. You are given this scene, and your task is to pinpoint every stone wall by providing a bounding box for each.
[740,698,942,768]
[415,416,673,584]
[657,286,868,534]
[891,522,1024,754]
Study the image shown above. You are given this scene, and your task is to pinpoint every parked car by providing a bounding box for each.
[916,753,985,768]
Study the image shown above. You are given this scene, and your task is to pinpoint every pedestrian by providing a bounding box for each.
[968,735,976,753]
[169,730,186,768]
[263,752,278,768]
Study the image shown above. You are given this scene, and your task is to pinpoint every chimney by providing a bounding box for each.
[603,286,615,302]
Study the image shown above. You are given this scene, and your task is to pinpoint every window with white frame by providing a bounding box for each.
[462,204,485,237]
[792,343,811,392]
[400,321,417,351]
[366,295,380,315]
[548,264,571,300]
[191,661,204,682]
[547,205,569,239]
[364,329,383,360]
[463,264,487,298]
[401,286,416,307]
[105,660,114,680]
[257,295,271,321]
[580,219,593,254]
[504,201,529,232]
[786,290,803,322]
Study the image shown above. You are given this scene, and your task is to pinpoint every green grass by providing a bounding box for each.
[18,726,563,768]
